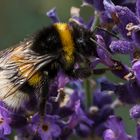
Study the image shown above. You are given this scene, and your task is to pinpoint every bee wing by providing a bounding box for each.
[0,40,57,109]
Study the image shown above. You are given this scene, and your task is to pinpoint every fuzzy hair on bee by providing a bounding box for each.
[0,21,98,114]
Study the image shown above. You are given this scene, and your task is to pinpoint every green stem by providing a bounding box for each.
[84,79,92,107]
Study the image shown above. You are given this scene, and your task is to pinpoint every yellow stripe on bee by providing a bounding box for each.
[10,48,42,87]
[28,72,42,86]
[16,62,42,86]
[19,65,42,86]
[54,23,75,65]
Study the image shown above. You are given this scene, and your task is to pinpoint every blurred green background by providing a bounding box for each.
[0,0,94,49]
[0,0,135,138]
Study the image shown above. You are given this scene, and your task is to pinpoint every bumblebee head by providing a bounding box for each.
[70,22,98,58]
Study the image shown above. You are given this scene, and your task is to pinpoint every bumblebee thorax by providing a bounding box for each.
[54,23,75,66]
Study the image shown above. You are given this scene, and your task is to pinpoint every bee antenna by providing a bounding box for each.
[90,37,102,48]
[94,26,119,39]
[90,37,112,57]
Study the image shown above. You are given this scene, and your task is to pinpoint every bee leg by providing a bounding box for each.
[33,78,51,135]
[72,68,92,79]
[67,67,92,79]
[71,67,109,79]
[38,79,50,117]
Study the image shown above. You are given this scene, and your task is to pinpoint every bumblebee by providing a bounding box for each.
[0,22,97,113]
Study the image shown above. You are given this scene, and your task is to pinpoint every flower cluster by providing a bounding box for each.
[1,0,140,140]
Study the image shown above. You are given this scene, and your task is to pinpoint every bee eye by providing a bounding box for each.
[76,37,87,46]
[77,38,84,44]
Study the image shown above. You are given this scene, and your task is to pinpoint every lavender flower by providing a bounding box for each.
[103,115,131,140]
[46,8,60,23]
[68,100,93,129]
[82,0,104,11]
[88,88,114,137]
[109,40,135,54]
[69,7,94,30]
[0,106,12,136]
[104,129,116,140]
[136,123,140,140]
[100,78,140,104]
[130,105,140,119]
[93,89,112,108]
[31,114,61,140]
[96,34,114,67]
[132,61,140,85]
[15,126,36,140]
[103,0,139,40]
[136,0,140,18]
[132,25,140,45]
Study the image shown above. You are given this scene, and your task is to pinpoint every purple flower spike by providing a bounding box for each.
[96,35,114,67]
[96,35,106,48]
[76,123,91,137]
[130,105,140,119]
[31,114,61,140]
[70,16,95,30]
[112,0,126,5]
[90,58,101,69]
[111,59,130,80]
[0,106,12,136]
[100,11,113,29]
[99,77,116,91]
[82,0,104,11]
[93,89,112,108]
[0,136,9,140]
[15,126,36,140]
[136,123,140,140]
[85,17,94,29]
[46,8,60,23]
[97,46,114,67]
[117,81,140,104]
[70,7,84,26]
[57,71,69,88]
[68,100,93,129]
[136,0,140,18]
[92,0,104,11]
[104,129,116,140]
[109,40,135,54]
[132,61,140,85]
[131,25,140,45]
[103,0,116,16]
[104,115,131,140]
[104,0,139,39]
